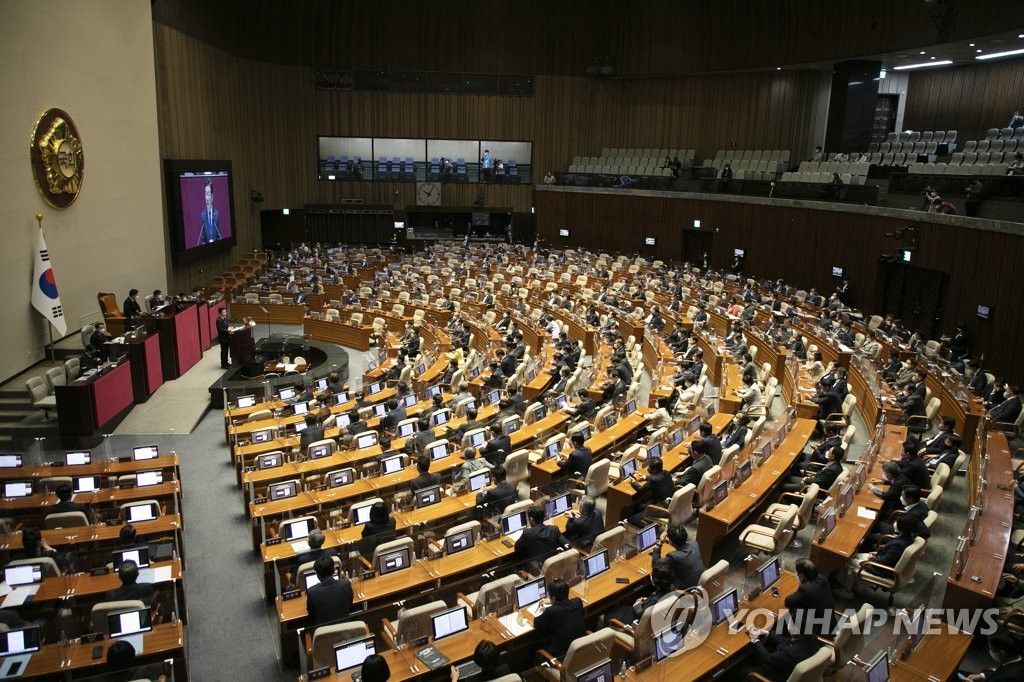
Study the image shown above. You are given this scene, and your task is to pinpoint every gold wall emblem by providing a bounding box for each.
[30,108,84,208]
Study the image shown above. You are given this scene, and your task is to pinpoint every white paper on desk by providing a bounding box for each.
[0,583,11,598]
[138,565,174,584]
[856,507,877,520]
[284,363,298,372]
[291,541,310,554]
[498,612,534,637]
[1,584,39,608]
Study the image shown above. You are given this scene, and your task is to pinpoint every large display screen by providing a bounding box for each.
[164,159,237,263]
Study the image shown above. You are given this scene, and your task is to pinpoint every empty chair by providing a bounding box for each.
[540,548,580,584]
[698,559,730,600]
[457,574,521,618]
[537,628,617,681]
[739,504,798,556]
[381,600,449,649]
[25,376,56,420]
[92,601,148,635]
[44,511,89,529]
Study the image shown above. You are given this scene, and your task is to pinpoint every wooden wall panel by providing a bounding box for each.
[152,0,1018,77]
[535,189,1024,381]
[903,59,1024,142]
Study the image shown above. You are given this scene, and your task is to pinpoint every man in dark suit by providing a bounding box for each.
[379,398,405,434]
[514,505,569,570]
[674,440,712,488]
[533,579,585,661]
[786,445,845,493]
[305,555,353,628]
[838,515,914,598]
[557,432,592,478]
[564,496,604,549]
[652,525,704,589]
[784,559,834,637]
[628,456,677,526]
[959,633,1024,681]
[295,529,338,573]
[215,307,232,369]
[989,384,1022,425]
[409,455,441,493]
[50,482,93,521]
[924,433,961,471]
[123,289,142,325]
[298,413,325,454]
[897,441,931,489]
[481,424,511,467]
[476,465,517,515]
[740,618,823,681]
[107,560,156,605]
[698,422,723,465]
[497,349,517,377]
[721,414,750,450]
[870,486,930,542]
[197,179,222,245]
[920,417,957,454]
[506,387,527,415]
[567,390,596,420]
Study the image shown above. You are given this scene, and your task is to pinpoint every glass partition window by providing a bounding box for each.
[318,137,372,180]
[318,137,532,184]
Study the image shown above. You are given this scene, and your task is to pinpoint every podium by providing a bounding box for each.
[229,325,256,366]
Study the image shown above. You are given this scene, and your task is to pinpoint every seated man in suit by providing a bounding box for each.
[785,444,845,493]
[653,524,704,590]
[870,461,913,520]
[674,439,712,488]
[305,554,353,628]
[566,389,597,421]
[298,413,325,454]
[869,485,930,543]
[698,422,723,465]
[923,433,961,471]
[557,431,592,478]
[784,559,834,637]
[959,633,1024,682]
[379,398,405,434]
[294,529,337,579]
[515,505,570,574]
[896,439,931,489]
[836,515,915,598]
[476,465,517,516]
[409,455,441,493]
[533,578,585,662]
[739,616,824,682]
[989,384,1022,425]
[481,423,511,467]
[106,560,156,606]
[564,496,603,549]
[628,456,677,526]
[605,563,676,626]
[50,482,94,522]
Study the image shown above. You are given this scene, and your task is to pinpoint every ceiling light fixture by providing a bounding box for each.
[893,60,953,70]
[977,47,1024,60]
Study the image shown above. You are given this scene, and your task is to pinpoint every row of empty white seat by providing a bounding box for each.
[799,161,870,175]
[598,147,696,161]
[909,162,1009,176]
[781,172,868,185]
[959,139,1023,155]
[882,130,957,144]
[708,149,790,163]
[567,164,674,176]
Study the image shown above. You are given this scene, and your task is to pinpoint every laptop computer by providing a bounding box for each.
[333,634,375,675]
[444,528,475,555]
[327,468,355,488]
[381,455,404,476]
[500,510,528,541]
[581,549,610,580]
[0,626,41,679]
[135,470,163,487]
[236,395,257,408]
[64,451,90,466]
[355,432,378,450]
[514,577,547,612]
[107,608,153,639]
[468,471,490,492]
[112,546,155,583]
[73,475,101,494]
[711,589,739,625]
[2,482,32,499]
[376,546,411,575]
[544,493,571,519]
[132,445,159,461]
[757,557,781,592]
[864,652,890,682]
[574,660,613,682]
[126,503,157,523]
[268,481,298,501]
[0,455,21,469]
[635,524,660,553]
[416,486,442,508]
[430,606,469,641]
[1,565,44,607]
[619,458,638,479]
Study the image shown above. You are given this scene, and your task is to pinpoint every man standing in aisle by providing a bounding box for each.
[216,307,231,369]
[481,149,493,182]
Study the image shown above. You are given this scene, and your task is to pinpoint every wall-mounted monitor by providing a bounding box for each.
[900,249,913,263]
[832,265,845,278]
[693,219,701,228]
[559,228,570,237]
[977,304,992,320]
[644,237,656,246]
[164,160,237,264]
[734,248,745,258]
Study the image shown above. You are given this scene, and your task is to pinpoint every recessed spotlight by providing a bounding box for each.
[930,56,936,60]
[776,67,781,71]
[920,51,926,55]
[969,43,975,47]
[977,49,983,53]
[1019,34,1024,38]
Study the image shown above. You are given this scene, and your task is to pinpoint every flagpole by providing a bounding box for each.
[36,214,56,362]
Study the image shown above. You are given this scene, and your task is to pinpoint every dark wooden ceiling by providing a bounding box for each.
[152,0,1019,76]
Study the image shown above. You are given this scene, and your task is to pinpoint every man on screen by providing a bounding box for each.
[197,179,222,246]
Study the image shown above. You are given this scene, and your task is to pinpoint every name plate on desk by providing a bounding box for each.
[282,590,301,601]
[81,632,103,643]
[253,497,268,505]
[265,537,282,546]
[308,668,331,680]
